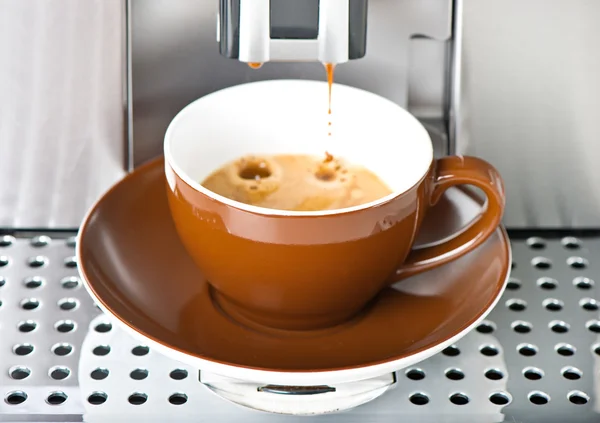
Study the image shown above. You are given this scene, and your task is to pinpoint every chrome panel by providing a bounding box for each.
[453,0,600,228]
[0,0,127,229]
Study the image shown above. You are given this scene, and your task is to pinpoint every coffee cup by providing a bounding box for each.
[164,80,505,331]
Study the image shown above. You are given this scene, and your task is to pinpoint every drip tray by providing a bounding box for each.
[0,232,599,422]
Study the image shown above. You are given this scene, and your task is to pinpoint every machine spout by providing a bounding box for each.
[218,0,368,65]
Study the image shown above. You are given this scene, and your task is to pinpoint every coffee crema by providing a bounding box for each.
[200,154,393,211]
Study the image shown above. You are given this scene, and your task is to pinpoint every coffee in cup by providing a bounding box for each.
[164,79,505,331]
[200,153,392,212]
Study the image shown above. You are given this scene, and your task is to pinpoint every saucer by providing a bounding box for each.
[78,157,510,386]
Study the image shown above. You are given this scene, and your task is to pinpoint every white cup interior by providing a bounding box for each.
[164,79,433,216]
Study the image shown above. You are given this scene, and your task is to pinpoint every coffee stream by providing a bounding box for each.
[324,63,335,136]
[248,62,335,138]
[202,63,392,211]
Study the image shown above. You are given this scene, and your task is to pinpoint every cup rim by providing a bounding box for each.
[164,79,434,217]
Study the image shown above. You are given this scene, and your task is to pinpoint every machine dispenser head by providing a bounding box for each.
[218,0,368,65]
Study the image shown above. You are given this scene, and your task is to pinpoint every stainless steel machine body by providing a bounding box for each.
[0,0,453,228]
[2,0,598,229]
[1,0,600,421]
[0,0,127,228]
[454,0,600,228]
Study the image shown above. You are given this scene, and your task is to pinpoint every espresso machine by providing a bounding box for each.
[1,0,600,421]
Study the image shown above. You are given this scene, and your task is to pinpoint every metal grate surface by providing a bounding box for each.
[0,231,599,422]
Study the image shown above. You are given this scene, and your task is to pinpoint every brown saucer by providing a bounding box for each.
[78,158,510,376]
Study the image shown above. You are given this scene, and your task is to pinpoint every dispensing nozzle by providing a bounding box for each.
[218,0,368,65]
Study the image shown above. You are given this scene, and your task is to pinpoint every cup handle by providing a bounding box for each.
[389,155,505,284]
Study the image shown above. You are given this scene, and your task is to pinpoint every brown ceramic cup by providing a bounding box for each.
[164,80,505,331]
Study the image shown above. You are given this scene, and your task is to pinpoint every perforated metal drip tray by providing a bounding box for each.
[1,230,600,422]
